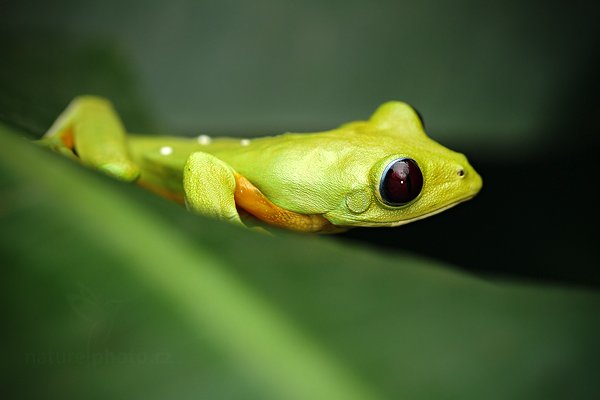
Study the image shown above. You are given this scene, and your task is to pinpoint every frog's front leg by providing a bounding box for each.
[183,152,245,226]
[38,96,140,182]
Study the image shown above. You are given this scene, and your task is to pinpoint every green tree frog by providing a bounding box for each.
[39,96,482,233]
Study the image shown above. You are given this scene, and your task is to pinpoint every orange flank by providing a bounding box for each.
[60,127,75,149]
[233,173,337,233]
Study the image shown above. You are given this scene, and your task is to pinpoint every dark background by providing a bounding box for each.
[1,0,598,286]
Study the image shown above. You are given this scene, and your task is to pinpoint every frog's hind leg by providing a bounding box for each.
[39,96,140,182]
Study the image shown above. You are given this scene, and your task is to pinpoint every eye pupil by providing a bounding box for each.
[380,158,423,206]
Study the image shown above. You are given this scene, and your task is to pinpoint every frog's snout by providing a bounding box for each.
[457,161,483,197]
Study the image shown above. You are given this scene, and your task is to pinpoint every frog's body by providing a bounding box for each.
[40,96,482,233]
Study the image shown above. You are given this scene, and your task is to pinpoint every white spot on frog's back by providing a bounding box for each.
[240,139,251,146]
[197,135,211,145]
[159,146,173,156]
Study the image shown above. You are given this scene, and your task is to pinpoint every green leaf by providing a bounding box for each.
[2,123,600,399]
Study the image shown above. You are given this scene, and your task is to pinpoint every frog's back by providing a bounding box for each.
[126,133,315,199]
[127,133,307,174]
[126,130,376,213]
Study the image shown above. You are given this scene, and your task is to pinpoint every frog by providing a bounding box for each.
[38,96,482,233]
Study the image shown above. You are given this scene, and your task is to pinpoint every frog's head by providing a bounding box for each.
[324,101,483,228]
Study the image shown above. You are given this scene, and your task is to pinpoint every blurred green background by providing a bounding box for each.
[1,1,599,399]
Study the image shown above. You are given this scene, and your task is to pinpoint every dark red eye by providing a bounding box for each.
[379,158,423,206]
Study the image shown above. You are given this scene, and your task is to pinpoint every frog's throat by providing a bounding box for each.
[233,173,340,233]
[356,195,477,228]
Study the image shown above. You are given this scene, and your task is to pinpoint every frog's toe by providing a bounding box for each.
[98,161,140,182]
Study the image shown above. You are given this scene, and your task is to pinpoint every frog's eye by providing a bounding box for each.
[380,158,423,206]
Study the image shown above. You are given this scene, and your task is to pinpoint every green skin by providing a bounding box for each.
[39,96,482,232]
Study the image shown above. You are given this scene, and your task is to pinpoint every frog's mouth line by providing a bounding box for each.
[349,194,477,228]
